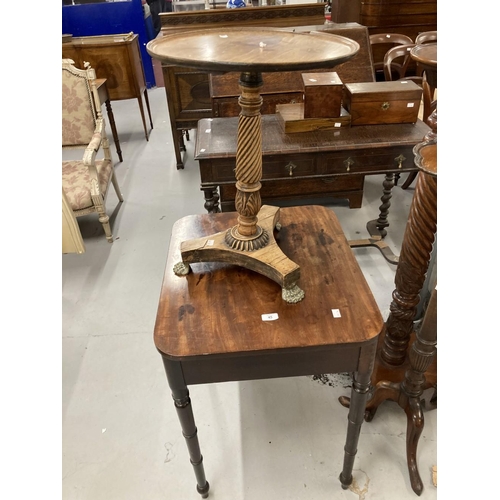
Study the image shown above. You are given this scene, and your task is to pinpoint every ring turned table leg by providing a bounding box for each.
[104,99,123,162]
[202,186,220,214]
[339,338,377,489]
[163,358,210,499]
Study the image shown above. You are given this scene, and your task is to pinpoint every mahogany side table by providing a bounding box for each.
[147,28,359,303]
[154,205,384,498]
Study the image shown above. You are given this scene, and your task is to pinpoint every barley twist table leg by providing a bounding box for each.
[367,173,395,238]
[225,72,269,250]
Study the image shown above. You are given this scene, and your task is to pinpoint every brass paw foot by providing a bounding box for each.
[282,284,305,303]
[173,262,191,276]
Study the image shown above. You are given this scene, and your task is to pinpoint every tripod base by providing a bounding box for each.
[173,205,305,303]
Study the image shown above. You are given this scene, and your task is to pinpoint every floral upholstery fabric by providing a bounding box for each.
[62,160,113,211]
[62,69,96,146]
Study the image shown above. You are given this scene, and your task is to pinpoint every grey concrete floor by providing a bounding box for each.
[62,87,437,499]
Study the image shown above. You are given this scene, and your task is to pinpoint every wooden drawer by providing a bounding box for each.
[204,148,418,180]
[213,92,303,118]
[201,155,318,183]
[220,175,365,210]
[262,155,317,180]
[323,147,416,175]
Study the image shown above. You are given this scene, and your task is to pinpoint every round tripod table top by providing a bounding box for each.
[146,27,360,73]
[410,43,437,68]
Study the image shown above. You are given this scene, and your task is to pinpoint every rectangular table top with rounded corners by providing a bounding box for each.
[154,205,383,362]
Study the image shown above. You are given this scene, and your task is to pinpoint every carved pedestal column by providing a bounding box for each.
[225,72,268,251]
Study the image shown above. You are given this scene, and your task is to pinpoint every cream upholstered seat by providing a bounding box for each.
[62,58,123,243]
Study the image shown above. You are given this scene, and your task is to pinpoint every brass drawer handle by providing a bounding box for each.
[381,102,390,111]
[395,154,406,168]
[344,157,354,172]
[285,162,297,176]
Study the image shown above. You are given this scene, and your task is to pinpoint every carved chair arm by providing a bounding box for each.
[82,118,105,197]
[82,118,104,166]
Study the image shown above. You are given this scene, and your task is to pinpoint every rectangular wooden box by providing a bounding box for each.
[276,103,351,133]
[302,72,343,118]
[343,81,422,125]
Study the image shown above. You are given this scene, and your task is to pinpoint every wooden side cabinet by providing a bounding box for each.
[62,33,153,140]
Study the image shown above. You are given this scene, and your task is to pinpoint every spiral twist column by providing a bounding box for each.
[225,72,269,251]
[381,169,437,366]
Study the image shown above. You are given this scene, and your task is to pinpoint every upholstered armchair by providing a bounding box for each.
[62,59,123,243]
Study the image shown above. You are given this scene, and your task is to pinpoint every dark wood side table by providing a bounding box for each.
[195,114,430,264]
[94,78,123,162]
[154,205,384,498]
[148,28,359,302]
[62,33,154,141]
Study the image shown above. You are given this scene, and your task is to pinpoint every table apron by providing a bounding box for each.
[171,343,364,386]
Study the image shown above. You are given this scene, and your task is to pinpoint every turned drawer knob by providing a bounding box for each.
[395,154,406,169]
[285,162,297,176]
[344,157,354,172]
[381,102,390,111]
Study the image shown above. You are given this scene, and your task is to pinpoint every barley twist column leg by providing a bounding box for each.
[380,171,437,366]
[225,71,269,251]
[367,173,395,238]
